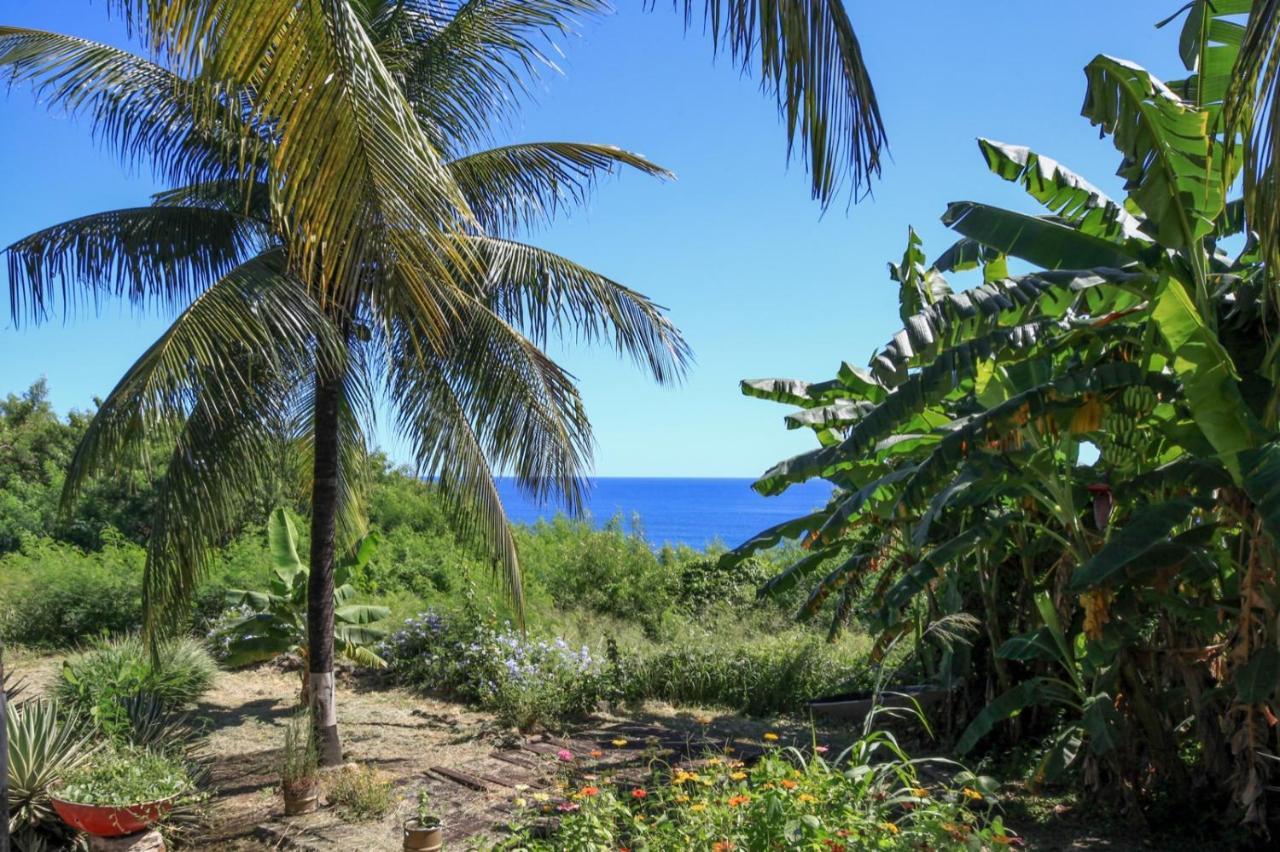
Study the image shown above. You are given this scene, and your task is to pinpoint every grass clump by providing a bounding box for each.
[54,635,217,737]
[328,765,394,822]
[278,712,319,790]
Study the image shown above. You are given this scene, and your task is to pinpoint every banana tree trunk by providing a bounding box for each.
[308,368,344,768]
[1,641,10,852]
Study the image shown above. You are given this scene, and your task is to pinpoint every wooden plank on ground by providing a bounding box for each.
[429,765,491,792]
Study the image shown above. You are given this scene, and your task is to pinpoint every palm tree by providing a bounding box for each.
[2,13,689,766]
[2,0,886,761]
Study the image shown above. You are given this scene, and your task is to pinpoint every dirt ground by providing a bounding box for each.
[6,650,1253,851]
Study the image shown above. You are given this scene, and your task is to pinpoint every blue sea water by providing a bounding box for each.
[493,477,833,550]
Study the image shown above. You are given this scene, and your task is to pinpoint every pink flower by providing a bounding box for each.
[557,749,574,762]
[556,800,580,812]
[815,745,829,754]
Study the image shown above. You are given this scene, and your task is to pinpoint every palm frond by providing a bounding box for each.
[5,205,266,324]
[387,296,601,623]
[111,0,480,328]
[0,26,259,187]
[468,235,691,384]
[661,0,886,205]
[62,249,337,536]
[449,142,673,234]
[397,0,611,154]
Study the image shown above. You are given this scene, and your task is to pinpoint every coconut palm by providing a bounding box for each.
[1,8,689,763]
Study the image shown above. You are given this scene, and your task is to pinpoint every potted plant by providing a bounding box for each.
[403,789,442,851]
[279,712,319,815]
[50,744,189,838]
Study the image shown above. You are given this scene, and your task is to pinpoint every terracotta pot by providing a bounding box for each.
[50,795,175,838]
[403,816,443,851]
[282,780,318,815]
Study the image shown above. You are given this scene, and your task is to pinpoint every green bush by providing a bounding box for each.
[634,628,871,716]
[0,534,144,646]
[56,743,191,806]
[516,515,680,634]
[54,636,217,738]
[382,604,613,730]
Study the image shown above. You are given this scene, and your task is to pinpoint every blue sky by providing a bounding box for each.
[1,1,1179,477]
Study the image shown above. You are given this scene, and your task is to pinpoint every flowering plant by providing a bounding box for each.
[380,606,607,729]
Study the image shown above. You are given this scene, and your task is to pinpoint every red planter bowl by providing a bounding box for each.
[50,796,175,837]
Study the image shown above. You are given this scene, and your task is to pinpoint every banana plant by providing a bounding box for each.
[727,2,1280,830]
[220,508,389,685]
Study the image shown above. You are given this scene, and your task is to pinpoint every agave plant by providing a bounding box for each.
[728,1,1280,831]
[217,508,390,683]
[6,700,97,849]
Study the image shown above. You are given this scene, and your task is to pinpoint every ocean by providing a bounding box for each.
[493,477,833,551]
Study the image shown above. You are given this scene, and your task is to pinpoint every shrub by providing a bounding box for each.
[54,636,217,738]
[0,535,144,646]
[634,629,870,716]
[381,608,607,730]
[515,516,679,634]
[328,764,394,822]
[499,730,1012,850]
[56,743,191,806]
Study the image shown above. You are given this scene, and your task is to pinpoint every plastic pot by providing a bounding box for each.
[50,795,175,838]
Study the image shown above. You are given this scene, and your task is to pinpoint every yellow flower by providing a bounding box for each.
[762,732,779,742]
[912,787,928,798]
[798,793,816,804]
[532,792,551,802]
[611,738,628,748]
[780,779,798,791]
[729,771,747,781]
[880,822,901,835]
[962,787,984,801]
[690,803,707,813]
[706,757,723,766]
[514,797,527,808]
[675,794,690,803]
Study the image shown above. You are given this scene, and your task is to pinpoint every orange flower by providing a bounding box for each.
[879,822,900,835]
[727,794,750,807]
[962,787,984,801]
[579,786,599,797]
[712,842,733,852]
[590,749,604,759]
[780,779,798,790]
[631,788,648,800]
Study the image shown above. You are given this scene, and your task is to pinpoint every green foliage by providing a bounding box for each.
[55,742,190,806]
[53,636,216,738]
[5,698,94,849]
[327,764,394,823]
[498,729,1011,849]
[633,629,871,716]
[278,711,318,788]
[212,507,389,670]
[0,534,144,646]
[729,7,1280,831]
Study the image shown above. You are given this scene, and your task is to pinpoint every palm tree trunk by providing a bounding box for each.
[1,641,10,852]
[307,368,344,768]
